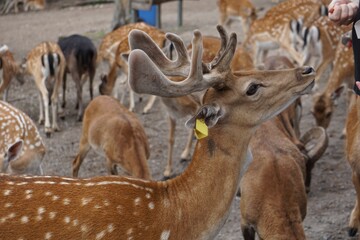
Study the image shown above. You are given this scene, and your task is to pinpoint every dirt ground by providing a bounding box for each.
[0,0,357,239]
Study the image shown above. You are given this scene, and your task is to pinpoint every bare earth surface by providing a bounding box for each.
[0,0,356,239]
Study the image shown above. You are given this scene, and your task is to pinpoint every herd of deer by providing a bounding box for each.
[0,0,359,239]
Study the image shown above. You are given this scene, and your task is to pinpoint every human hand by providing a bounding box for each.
[328,0,359,26]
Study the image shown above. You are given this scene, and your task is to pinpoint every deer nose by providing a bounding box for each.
[302,66,314,75]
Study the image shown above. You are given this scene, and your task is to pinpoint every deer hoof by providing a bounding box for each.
[348,227,358,237]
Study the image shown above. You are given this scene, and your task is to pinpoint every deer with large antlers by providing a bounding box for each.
[19,41,66,137]
[239,56,328,239]
[0,26,315,239]
[72,95,151,179]
[0,45,24,101]
[98,22,166,113]
[311,37,354,137]
[0,101,46,175]
[158,35,254,178]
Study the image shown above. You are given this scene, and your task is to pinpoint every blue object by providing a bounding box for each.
[138,5,157,27]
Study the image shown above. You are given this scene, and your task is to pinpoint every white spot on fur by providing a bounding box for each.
[63,198,70,205]
[72,219,79,226]
[81,224,88,232]
[21,216,29,223]
[146,193,151,199]
[81,197,93,206]
[52,195,59,201]
[38,207,45,215]
[134,197,141,205]
[45,232,52,240]
[49,212,56,219]
[160,230,170,240]
[3,189,11,196]
[4,203,12,208]
[64,216,70,224]
[96,230,106,240]
[149,202,155,210]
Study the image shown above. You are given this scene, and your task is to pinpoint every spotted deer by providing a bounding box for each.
[0,26,315,239]
[239,56,328,239]
[217,0,258,34]
[1,0,45,14]
[311,37,354,137]
[98,22,166,113]
[0,45,24,101]
[0,101,46,175]
[243,0,328,66]
[20,41,66,137]
[300,16,351,87]
[72,95,151,179]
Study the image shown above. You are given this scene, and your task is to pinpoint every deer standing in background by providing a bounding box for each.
[58,34,97,121]
[72,95,151,179]
[1,0,45,14]
[0,26,315,239]
[217,0,258,34]
[0,45,24,101]
[0,101,46,175]
[20,41,66,137]
[239,56,328,239]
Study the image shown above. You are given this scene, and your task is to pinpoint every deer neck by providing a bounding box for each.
[163,125,253,239]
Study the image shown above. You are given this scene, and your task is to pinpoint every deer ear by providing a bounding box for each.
[3,140,23,172]
[331,85,345,100]
[185,105,223,129]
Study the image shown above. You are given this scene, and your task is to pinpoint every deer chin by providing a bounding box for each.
[299,79,315,95]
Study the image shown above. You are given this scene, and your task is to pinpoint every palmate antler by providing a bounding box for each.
[128,25,237,98]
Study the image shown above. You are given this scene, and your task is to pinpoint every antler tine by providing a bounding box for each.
[212,31,238,73]
[129,30,223,97]
[208,25,229,69]
[128,29,190,77]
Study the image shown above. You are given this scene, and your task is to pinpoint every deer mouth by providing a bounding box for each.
[299,79,315,95]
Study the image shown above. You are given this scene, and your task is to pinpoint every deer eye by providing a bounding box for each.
[246,84,261,96]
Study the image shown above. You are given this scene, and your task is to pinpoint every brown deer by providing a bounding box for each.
[1,0,45,14]
[0,101,46,175]
[158,35,254,178]
[0,26,315,239]
[20,41,66,137]
[72,95,151,180]
[311,38,354,137]
[58,34,97,121]
[344,94,360,237]
[217,0,258,34]
[0,45,24,101]
[239,56,328,239]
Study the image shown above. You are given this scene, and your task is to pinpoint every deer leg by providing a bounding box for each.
[142,95,157,114]
[72,139,91,177]
[62,72,67,108]
[38,82,52,137]
[164,116,176,178]
[89,67,95,101]
[0,76,11,101]
[4,0,15,14]
[241,224,256,240]
[38,92,44,125]
[106,158,118,175]
[180,128,194,161]
[349,171,360,236]
[70,70,83,121]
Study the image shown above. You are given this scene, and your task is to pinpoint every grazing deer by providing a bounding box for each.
[239,56,328,239]
[20,41,66,137]
[344,94,360,237]
[0,101,46,175]
[0,45,24,101]
[58,34,97,121]
[0,26,315,239]
[244,0,327,66]
[217,0,258,34]
[72,95,151,179]
[311,38,354,137]
[98,22,166,113]
[1,0,45,14]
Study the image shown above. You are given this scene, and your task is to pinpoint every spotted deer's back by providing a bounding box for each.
[0,101,45,158]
